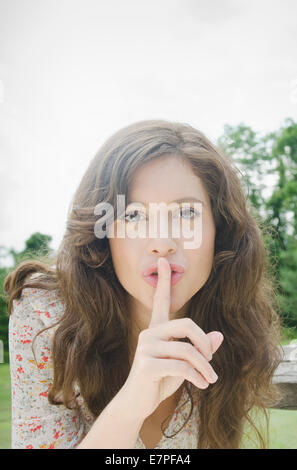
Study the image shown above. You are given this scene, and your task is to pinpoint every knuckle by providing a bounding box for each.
[182,317,194,329]
[140,327,149,336]
[176,341,191,356]
[193,325,212,355]
[183,342,195,357]
[186,317,194,326]
[137,333,150,351]
[178,360,190,374]
[136,341,147,355]
[138,328,149,342]
[195,324,210,343]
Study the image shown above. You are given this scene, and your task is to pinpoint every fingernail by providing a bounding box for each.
[212,372,218,381]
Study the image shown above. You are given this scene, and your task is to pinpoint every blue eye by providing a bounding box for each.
[124,209,146,223]
[178,207,200,219]
[124,207,200,223]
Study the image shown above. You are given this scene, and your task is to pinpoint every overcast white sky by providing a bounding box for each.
[0,0,297,266]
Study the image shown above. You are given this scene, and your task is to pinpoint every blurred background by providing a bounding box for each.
[0,0,297,448]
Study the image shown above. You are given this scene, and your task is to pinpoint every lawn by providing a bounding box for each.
[0,360,296,449]
[0,364,11,449]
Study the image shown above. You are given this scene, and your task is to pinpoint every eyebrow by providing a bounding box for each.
[127,197,205,206]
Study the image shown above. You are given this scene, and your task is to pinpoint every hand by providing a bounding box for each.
[121,257,224,420]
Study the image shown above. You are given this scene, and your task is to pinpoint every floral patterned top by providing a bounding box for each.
[9,276,200,449]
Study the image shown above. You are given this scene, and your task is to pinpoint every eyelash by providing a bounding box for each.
[124,207,200,223]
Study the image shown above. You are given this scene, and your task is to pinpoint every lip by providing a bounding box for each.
[142,262,185,288]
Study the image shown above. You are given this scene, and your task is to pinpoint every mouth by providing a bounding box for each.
[142,262,185,288]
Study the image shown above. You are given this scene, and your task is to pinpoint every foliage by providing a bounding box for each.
[0,233,53,363]
[218,117,297,330]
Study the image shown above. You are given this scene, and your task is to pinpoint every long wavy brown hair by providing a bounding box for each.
[4,119,283,448]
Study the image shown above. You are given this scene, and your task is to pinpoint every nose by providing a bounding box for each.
[145,206,178,256]
[146,237,177,257]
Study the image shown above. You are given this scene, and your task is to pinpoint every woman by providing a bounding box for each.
[4,119,283,449]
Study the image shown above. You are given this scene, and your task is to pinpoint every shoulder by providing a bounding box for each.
[11,273,65,328]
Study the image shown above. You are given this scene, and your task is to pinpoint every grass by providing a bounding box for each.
[241,407,297,449]
[0,363,11,449]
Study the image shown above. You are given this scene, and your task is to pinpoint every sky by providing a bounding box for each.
[0,0,297,267]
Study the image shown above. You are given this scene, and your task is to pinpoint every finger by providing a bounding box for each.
[152,357,209,390]
[149,257,171,328]
[152,340,218,384]
[207,331,224,355]
[153,318,213,362]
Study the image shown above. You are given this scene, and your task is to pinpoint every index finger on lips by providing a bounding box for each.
[149,257,171,328]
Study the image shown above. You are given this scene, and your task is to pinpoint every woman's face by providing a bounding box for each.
[108,155,216,330]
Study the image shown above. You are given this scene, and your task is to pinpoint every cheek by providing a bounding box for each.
[109,239,129,278]
[109,235,142,291]
[109,221,128,276]
[186,227,215,290]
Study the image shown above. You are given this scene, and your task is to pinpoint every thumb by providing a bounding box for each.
[207,331,224,355]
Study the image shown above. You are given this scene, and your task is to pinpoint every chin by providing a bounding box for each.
[142,290,187,318]
[170,303,186,317]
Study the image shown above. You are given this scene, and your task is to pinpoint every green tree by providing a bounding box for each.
[217,122,276,214]
[218,118,297,330]
[0,232,53,363]
[265,119,297,328]
[264,118,297,251]
[9,232,53,266]
[278,235,297,328]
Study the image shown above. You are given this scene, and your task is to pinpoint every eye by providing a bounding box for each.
[124,209,146,223]
[177,207,200,219]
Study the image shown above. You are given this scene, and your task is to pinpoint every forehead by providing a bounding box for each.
[128,155,210,207]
